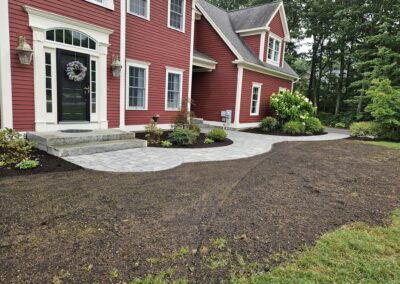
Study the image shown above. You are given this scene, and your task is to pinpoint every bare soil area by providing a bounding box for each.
[0,140,399,283]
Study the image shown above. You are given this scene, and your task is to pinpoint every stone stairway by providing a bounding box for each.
[27,129,147,157]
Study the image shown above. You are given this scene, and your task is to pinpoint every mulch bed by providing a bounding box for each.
[135,131,234,148]
[242,127,328,136]
[0,148,81,178]
[1,140,399,283]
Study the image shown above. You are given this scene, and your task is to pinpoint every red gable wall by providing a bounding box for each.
[269,12,285,38]
[8,0,121,131]
[242,35,260,58]
[192,17,239,122]
[125,1,193,126]
[240,69,292,123]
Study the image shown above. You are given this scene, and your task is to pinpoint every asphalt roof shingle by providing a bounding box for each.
[197,0,298,79]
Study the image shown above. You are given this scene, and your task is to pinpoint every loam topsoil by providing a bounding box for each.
[0,140,399,283]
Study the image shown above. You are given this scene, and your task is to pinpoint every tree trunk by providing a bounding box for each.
[335,43,346,115]
[308,37,320,102]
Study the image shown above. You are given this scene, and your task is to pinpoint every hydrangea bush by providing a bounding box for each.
[270,91,316,124]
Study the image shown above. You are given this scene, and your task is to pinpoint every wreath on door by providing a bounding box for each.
[65,61,87,82]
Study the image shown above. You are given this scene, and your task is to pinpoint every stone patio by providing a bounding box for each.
[64,130,349,173]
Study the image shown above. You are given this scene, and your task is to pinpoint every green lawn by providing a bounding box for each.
[244,210,400,284]
[364,141,400,149]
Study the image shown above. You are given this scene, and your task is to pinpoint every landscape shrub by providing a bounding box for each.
[305,117,325,134]
[169,127,199,146]
[283,121,306,135]
[0,161,5,168]
[350,122,381,138]
[15,160,40,170]
[145,119,163,145]
[161,140,173,148]
[189,123,201,134]
[0,128,36,166]
[206,128,227,142]
[334,122,347,129]
[204,138,215,145]
[365,79,400,140]
[270,90,316,124]
[259,116,278,132]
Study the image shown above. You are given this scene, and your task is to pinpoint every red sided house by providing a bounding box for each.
[0,0,298,132]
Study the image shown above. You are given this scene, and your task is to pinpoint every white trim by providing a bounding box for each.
[127,58,151,66]
[127,0,150,21]
[26,6,111,132]
[266,33,282,66]
[168,0,186,33]
[124,123,173,132]
[236,122,260,129]
[85,0,115,10]
[202,120,260,130]
[196,3,243,60]
[236,27,268,35]
[259,31,266,61]
[279,87,288,94]
[120,0,127,129]
[165,66,185,73]
[188,0,196,114]
[192,56,217,70]
[126,60,149,111]
[0,0,13,129]
[265,3,290,41]
[203,120,224,128]
[250,82,262,116]
[165,68,184,111]
[234,60,298,81]
[234,66,244,128]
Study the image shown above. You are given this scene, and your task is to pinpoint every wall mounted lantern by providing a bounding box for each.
[16,36,33,65]
[111,55,122,77]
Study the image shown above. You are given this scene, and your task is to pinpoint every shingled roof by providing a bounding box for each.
[196,0,298,79]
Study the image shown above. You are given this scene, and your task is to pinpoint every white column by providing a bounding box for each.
[119,0,126,130]
[234,66,243,128]
[259,31,266,61]
[32,28,47,131]
[187,0,197,114]
[0,0,13,129]
[98,43,109,129]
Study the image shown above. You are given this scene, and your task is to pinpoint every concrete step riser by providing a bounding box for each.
[28,133,136,146]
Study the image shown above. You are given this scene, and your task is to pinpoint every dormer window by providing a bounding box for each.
[267,35,281,66]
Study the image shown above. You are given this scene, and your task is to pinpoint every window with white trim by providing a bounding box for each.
[127,63,148,110]
[45,52,52,113]
[250,83,262,116]
[128,0,149,19]
[267,36,281,65]
[84,0,115,10]
[46,29,96,50]
[90,60,97,113]
[166,70,182,110]
[168,0,185,32]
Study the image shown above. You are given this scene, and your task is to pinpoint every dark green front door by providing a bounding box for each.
[57,49,90,122]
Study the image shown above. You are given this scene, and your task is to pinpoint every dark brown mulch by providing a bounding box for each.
[0,140,399,283]
[242,127,328,136]
[0,148,81,178]
[135,131,234,148]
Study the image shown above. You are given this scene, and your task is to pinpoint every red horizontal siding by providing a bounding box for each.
[240,69,292,123]
[192,17,238,123]
[8,0,121,131]
[242,34,260,59]
[125,1,193,126]
[269,12,285,38]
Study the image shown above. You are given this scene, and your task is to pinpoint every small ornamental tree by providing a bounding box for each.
[270,91,316,124]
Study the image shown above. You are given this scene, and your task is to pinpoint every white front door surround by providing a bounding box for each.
[25,6,113,132]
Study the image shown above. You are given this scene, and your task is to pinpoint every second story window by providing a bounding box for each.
[267,36,281,66]
[84,0,115,10]
[128,0,149,20]
[168,0,185,32]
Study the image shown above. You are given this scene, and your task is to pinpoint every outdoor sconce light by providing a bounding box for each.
[16,36,33,65]
[111,54,123,77]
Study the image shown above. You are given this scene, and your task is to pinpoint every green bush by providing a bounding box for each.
[365,79,400,139]
[145,120,163,145]
[270,91,316,124]
[0,161,5,168]
[283,121,306,135]
[169,127,199,146]
[335,122,347,129]
[305,117,325,134]
[204,138,215,145]
[15,159,40,170]
[260,116,278,132]
[189,123,201,134]
[206,128,227,142]
[0,128,36,166]
[161,140,173,148]
[350,122,381,138]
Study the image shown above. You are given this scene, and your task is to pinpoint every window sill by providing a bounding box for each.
[126,108,148,111]
[250,113,259,117]
[127,11,150,21]
[266,59,280,67]
[84,0,115,11]
[165,108,181,112]
[167,25,185,33]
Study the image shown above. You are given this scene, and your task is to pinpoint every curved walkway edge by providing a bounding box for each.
[64,131,349,173]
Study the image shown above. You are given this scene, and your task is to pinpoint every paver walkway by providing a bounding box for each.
[64,131,349,172]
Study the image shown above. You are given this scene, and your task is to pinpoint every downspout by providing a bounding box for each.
[119,0,126,130]
[0,0,13,129]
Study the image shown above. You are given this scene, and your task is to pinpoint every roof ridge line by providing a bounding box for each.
[227,0,282,13]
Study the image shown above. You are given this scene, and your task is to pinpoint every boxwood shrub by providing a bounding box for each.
[260,116,278,132]
[169,127,199,145]
[350,122,381,138]
[283,121,306,135]
[206,128,227,142]
[305,117,325,134]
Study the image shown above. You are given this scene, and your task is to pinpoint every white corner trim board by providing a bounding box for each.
[0,0,13,129]
[120,0,127,129]
[234,66,244,128]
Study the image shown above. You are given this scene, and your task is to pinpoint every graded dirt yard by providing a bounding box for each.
[1,140,399,283]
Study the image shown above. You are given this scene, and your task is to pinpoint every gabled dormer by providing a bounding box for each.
[229,1,290,68]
